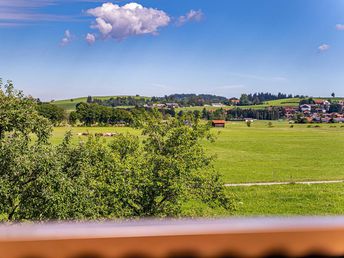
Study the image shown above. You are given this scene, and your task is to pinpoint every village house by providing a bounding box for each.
[229,98,240,105]
[211,103,225,107]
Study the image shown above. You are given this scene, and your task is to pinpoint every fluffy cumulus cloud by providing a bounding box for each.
[336,24,344,31]
[85,33,96,45]
[60,29,73,46]
[86,2,170,41]
[176,9,203,26]
[318,43,330,52]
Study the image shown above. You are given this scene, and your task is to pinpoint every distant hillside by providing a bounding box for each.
[52,95,150,111]
[52,95,343,112]
[177,98,302,111]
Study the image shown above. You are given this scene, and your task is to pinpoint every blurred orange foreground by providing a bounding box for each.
[1,217,344,258]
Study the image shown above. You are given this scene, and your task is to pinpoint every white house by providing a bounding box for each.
[300,104,311,112]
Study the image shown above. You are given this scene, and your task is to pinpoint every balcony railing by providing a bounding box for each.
[1,217,344,258]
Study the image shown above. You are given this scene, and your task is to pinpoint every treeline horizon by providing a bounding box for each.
[78,92,300,108]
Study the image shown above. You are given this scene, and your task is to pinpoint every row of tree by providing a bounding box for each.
[87,92,297,108]
[71,102,135,126]
[86,94,230,107]
[87,95,149,107]
[238,92,294,106]
[201,108,284,121]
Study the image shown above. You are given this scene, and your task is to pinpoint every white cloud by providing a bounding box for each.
[86,2,170,41]
[336,24,344,31]
[85,33,96,45]
[318,43,330,52]
[60,29,73,46]
[177,9,203,26]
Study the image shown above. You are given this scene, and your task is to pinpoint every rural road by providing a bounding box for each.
[225,180,344,187]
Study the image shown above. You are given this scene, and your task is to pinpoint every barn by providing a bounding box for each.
[212,120,226,127]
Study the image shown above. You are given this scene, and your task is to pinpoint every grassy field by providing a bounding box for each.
[232,183,344,216]
[52,120,344,183]
[205,121,344,183]
[51,120,344,216]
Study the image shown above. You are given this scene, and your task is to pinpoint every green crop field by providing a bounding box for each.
[51,120,344,216]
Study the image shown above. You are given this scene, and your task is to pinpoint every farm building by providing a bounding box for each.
[212,120,226,127]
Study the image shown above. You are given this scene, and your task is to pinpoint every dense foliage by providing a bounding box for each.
[201,107,283,121]
[88,95,149,107]
[0,82,234,221]
[37,102,66,126]
[0,80,51,141]
[74,102,135,126]
[239,92,293,105]
[152,94,229,106]
[86,94,230,107]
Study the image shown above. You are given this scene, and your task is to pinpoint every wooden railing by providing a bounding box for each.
[1,217,344,258]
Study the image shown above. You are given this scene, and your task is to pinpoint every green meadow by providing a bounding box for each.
[51,120,344,216]
[232,183,344,216]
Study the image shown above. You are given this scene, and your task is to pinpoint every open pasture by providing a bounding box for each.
[206,121,344,183]
[52,120,344,184]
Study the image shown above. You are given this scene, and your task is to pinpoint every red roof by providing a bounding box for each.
[212,120,226,124]
[314,100,324,104]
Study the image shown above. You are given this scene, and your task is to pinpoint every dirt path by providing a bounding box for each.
[225,180,344,187]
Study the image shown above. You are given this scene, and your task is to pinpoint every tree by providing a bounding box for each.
[0,79,51,141]
[331,92,336,98]
[239,94,250,106]
[86,95,93,103]
[68,111,78,126]
[37,103,66,126]
[0,82,234,221]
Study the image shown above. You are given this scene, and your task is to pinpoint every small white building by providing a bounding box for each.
[211,103,225,107]
[300,104,311,112]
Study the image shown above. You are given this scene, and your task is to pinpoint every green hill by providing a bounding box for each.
[52,95,150,111]
[52,96,343,112]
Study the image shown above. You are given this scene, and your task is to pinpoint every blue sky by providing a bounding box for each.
[1,0,344,100]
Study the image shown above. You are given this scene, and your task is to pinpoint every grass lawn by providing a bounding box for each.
[231,183,344,216]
